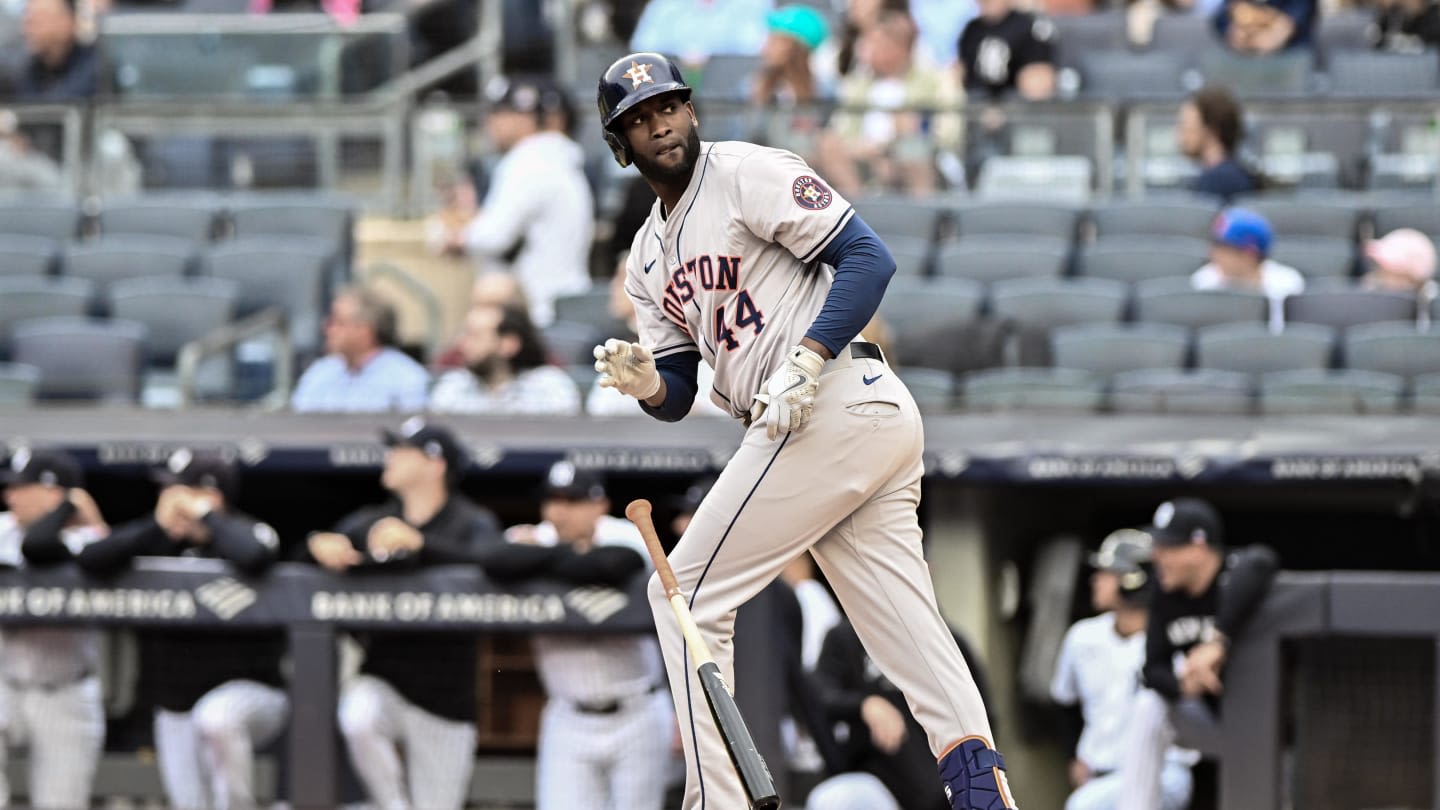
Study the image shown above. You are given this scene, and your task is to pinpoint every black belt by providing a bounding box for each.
[848,341,883,362]
[572,684,663,715]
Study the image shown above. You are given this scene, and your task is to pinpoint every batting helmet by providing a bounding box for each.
[597,52,692,168]
[1090,528,1153,602]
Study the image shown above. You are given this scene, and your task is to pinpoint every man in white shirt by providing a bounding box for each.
[291,287,430,413]
[1190,207,1304,332]
[1051,529,1195,810]
[462,77,594,327]
[429,301,581,415]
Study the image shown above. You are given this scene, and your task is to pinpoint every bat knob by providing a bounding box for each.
[625,499,653,522]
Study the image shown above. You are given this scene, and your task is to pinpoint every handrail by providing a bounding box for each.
[99,12,408,35]
[361,261,444,359]
[371,33,487,103]
[176,307,293,409]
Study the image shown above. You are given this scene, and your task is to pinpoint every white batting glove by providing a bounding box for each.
[593,339,662,400]
[749,345,826,441]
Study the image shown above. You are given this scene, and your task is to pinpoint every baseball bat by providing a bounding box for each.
[626,499,782,810]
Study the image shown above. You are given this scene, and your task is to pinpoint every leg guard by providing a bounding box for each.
[938,737,1018,810]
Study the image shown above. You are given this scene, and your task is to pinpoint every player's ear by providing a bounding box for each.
[685,101,698,126]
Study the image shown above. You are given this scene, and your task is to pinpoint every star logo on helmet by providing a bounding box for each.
[622,61,654,90]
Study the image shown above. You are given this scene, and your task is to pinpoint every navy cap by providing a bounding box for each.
[1143,497,1224,548]
[1,448,83,489]
[152,448,238,502]
[543,460,606,501]
[381,417,469,483]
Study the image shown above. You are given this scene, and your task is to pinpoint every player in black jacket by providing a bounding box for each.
[77,449,285,810]
[305,418,502,810]
[1116,497,1278,810]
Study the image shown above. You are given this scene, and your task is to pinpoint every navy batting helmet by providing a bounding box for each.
[597,52,692,168]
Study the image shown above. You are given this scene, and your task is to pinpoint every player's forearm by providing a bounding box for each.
[639,352,700,422]
[206,514,277,576]
[1216,546,1279,639]
[806,216,895,356]
[20,501,78,564]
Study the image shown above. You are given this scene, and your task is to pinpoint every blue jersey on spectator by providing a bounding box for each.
[1191,158,1258,202]
[291,348,430,413]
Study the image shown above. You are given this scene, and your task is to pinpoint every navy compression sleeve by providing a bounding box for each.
[639,350,702,422]
[806,216,896,357]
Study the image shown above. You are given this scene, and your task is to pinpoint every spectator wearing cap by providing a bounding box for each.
[957,0,1057,100]
[291,286,431,413]
[304,418,502,810]
[1051,529,1195,810]
[15,0,98,101]
[1214,0,1316,53]
[1191,207,1304,332]
[77,450,286,810]
[1362,228,1438,312]
[1177,86,1260,203]
[484,461,674,810]
[753,5,831,106]
[1115,498,1278,810]
[629,0,770,61]
[428,301,582,415]
[0,448,107,810]
[451,76,593,327]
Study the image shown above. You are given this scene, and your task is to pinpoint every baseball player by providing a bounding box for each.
[1051,529,1195,810]
[590,52,1017,810]
[0,449,107,810]
[77,449,286,810]
[484,461,673,810]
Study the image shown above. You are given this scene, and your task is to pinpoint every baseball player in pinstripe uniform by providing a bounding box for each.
[78,449,287,810]
[0,449,108,810]
[590,53,1017,810]
[490,462,674,810]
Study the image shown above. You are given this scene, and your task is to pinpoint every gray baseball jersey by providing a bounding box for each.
[625,140,855,419]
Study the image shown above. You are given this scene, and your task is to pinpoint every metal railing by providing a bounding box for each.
[176,306,293,409]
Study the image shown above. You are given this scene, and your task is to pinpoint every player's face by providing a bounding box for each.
[620,93,700,183]
[1090,570,1121,611]
[459,304,505,367]
[3,482,64,527]
[1176,102,1205,160]
[1151,544,1203,592]
[324,294,372,357]
[382,446,431,492]
[1208,243,1260,281]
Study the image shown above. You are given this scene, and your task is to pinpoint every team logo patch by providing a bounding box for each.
[622,61,654,89]
[791,175,833,211]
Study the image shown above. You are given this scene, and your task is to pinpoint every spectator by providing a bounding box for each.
[958,0,1057,101]
[0,108,62,191]
[753,4,830,106]
[1051,529,1196,810]
[629,0,770,62]
[912,0,980,67]
[1374,0,1440,51]
[1176,86,1260,202]
[77,450,286,810]
[291,287,430,413]
[1116,498,1278,810]
[305,419,500,810]
[483,462,673,810]
[1214,0,1315,53]
[429,301,582,415]
[456,76,594,327]
[806,617,995,810]
[15,0,97,101]
[0,449,106,810]
[1362,228,1438,310]
[1191,207,1303,332]
[818,9,964,197]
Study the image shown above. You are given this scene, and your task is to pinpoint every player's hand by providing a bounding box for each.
[1183,640,1227,695]
[367,517,423,561]
[593,339,661,400]
[749,345,825,441]
[67,488,108,532]
[860,695,908,755]
[1068,758,1091,787]
[309,532,363,572]
[505,524,542,545]
[155,488,191,541]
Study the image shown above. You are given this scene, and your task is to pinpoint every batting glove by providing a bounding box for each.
[749,345,826,441]
[593,339,662,400]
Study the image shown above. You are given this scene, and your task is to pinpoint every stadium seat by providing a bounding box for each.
[974,156,1093,203]
[1050,322,1190,378]
[934,237,1070,283]
[1409,372,1440,414]
[1269,238,1357,283]
[990,276,1129,328]
[962,367,1105,412]
[1133,277,1268,329]
[99,200,220,242]
[552,290,630,338]
[12,317,147,402]
[895,366,957,411]
[1076,236,1208,284]
[696,54,760,101]
[1373,203,1440,239]
[1088,198,1219,239]
[1342,322,1440,383]
[1326,50,1440,98]
[1315,11,1378,68]
[0,276,95,355]
[853,198,944,243]
[1197,49,1313,97]
[0,234,60,278]
[0,362,40,405]
[544,320,605,367]
[0,202,81,241]
[1242,197,1362,240]
[1076,50,1189,101]
[1259,368,1405,414]
[1245,112,1372,189]
[108,277,240,366]
[63,236,197,297]
[886,235,935,278]
[1151,13,1219,55]
[227,198,354,264]
[1195,322,1335,376]
[1109,368,1254,414]
[206,236,332,355]
[1051,10,1128,73]
[1284,288,1418,330]
[952,202,1082,240]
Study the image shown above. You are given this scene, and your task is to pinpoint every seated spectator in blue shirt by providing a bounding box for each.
[16,0,98,101]
[629,0,770,60]
[291,287,430,413]
[1177,86,1259,202]
[1214,0,1315,53]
